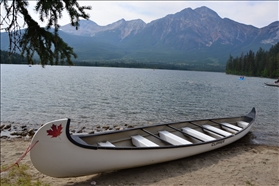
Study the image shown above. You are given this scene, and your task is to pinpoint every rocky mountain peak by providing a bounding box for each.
[55,6,278,66]
[106,19,146,29]
[194,6,221,19]
[60,20,100,36]
[95,18,146,40]
[106,19,126,29]
[259,21,279,45]
[61,18,146,39]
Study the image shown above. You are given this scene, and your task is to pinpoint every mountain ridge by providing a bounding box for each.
[59,6,277,49]
[1,6,278,71]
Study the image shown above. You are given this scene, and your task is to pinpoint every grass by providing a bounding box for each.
[245,180,255,186]
[1,164,49,186]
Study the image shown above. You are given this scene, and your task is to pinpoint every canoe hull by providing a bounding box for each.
[30,108,256,178]
[265,82,279,87]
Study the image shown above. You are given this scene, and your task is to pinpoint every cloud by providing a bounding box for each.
[207,1,278,27]
[18,1,279,28]
[77,1,277,28]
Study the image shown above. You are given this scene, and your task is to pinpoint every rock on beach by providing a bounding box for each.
[0,122,135,139]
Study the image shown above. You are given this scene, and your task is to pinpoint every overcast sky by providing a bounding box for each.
[9,1,279,29]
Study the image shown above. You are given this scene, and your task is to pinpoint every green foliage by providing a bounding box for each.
[245,180,255,186]
[74,60,225,72]
[1,164,49,186]
[1,0,91,67]
[226,42,279,78]
[1,50,27,64]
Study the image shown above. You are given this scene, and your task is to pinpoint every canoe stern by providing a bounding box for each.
[30,118,73,177]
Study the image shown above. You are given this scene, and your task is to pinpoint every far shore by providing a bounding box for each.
[1,138,278,186]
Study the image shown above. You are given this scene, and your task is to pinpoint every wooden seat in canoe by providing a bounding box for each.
[221,123,242,133]
[158,130,192,145]
[202,125,232,138]
[98,141,115,147]
[237,121,249,128]
[131,135,159,147]
[182,127,216,142]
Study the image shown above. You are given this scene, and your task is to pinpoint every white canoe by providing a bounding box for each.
[30,108,256,178]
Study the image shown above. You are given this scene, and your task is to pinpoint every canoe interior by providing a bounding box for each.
[70,113,254,149]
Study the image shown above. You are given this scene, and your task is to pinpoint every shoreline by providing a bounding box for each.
[2,121,278,147]
[1,138,278,186]
[0,121,137,140]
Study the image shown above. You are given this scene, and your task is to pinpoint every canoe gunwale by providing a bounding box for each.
[66,108,256,150]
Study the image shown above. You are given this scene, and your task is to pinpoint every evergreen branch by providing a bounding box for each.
[1,0,91,66]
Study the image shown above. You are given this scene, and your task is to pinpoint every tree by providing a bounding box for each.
[225,43,279,78]
[0,0,91,66]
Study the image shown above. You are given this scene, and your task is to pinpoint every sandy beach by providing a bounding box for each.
[1,138,278,186]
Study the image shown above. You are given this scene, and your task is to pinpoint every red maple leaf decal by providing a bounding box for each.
[47,124,63,138]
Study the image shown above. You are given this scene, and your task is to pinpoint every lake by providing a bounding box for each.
[1,64,278,146]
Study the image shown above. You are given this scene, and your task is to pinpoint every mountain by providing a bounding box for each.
[255,21,279,45]
[1,6,278,71]
[60,19,146,39]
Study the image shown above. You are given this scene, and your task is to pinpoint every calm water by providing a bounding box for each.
[1,64,278,146]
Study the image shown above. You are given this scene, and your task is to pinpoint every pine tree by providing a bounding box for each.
[1,0,91,66]
[225,43,279,78]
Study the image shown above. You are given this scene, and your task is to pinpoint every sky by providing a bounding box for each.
[1,1,278,29]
